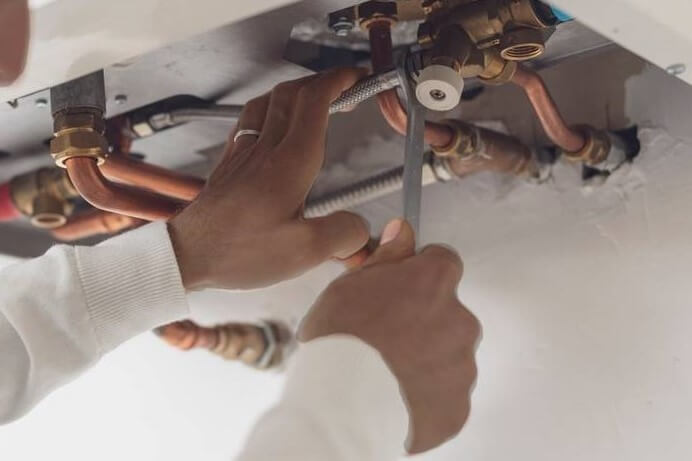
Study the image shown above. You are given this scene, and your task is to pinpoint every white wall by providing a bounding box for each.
[3,48,692,461]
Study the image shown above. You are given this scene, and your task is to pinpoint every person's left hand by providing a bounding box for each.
[169,68,371,291]
[0,0,30,86]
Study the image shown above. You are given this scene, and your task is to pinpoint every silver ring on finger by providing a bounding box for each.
[233,129,261,144]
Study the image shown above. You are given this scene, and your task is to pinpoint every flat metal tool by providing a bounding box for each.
[397,66,426,240]
[328,66,426,240]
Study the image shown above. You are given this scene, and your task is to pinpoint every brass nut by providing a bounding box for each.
[31,193,68,229]
[357,0,398,29]
[432,120,478,159]
[499,28,545,62]
[479,49,517,85]
[53,110,105,134]
[51,130,108,168]
[562,125,612,165]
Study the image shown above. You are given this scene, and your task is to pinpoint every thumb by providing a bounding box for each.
[304,211,370,260]
[362,219,415,267]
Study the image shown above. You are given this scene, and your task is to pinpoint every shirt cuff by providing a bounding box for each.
[74,221,189,352]
[282,335,409,459]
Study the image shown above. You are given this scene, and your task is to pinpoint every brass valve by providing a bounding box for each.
[9,167,80,228]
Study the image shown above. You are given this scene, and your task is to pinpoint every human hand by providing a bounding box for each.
[0,0,30,86]
[299,219,481,454]
[169,68,371,290]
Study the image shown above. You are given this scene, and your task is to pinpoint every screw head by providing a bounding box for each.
[666,63,686,76]
[332,17,354,37]
[114,94,128,105]
[35,98,48,108]
[430,89,447,101]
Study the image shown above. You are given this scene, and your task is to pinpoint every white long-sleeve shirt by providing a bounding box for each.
[0,222,408,460]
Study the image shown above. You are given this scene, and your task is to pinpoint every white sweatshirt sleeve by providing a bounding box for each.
[237,336,409,461]
[0,222,409,460]
[0,222,189,423]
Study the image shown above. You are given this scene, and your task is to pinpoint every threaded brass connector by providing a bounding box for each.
[561,125,612,166]
[50,110,108,168]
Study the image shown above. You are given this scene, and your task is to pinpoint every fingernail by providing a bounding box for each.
[380,219,403,245]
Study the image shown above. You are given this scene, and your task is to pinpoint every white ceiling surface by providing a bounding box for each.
[553,0,692,85]
[0,0,299,102]
[4,55,692,460]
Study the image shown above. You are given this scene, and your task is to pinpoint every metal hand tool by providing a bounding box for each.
[329,66,426,241]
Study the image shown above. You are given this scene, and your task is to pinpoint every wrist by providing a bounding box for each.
[167,215,210,291]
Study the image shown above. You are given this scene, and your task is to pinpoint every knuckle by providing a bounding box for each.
[462,308,482,340]
[296,84,318,104]
[273,80,300,96]
[418,246,463,288]
[242,96,265,115]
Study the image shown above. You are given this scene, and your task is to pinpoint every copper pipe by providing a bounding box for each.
[378,90,455,148]
[367,20,455,149]
[511,64,586,153]
[65,158,181,221]
[100,155,204,202]
[52,209,144,241]
[369,21,395,73]
[155,321,284,367]
[444,125,533,177]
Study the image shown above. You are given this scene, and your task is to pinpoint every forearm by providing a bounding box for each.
[237,336,409,461]
[0,222,189,424]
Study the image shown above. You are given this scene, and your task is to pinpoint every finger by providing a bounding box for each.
[362,218,416,267]
[283,68,369,161]
[303,211,370,261]
[336,238,376,269]
[0,0,30,86]
[230,93,270,153]
[259,75,319,148]
[417,245,464,287]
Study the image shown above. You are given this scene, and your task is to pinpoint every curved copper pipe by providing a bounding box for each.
[367,20,455,149]
[377,90,455,148]
[155,320,284,367]
[52,209,144,241]
[65,158,181,221]
[100,155,204,202]
[444,125,533,177]
[511,65,586,153]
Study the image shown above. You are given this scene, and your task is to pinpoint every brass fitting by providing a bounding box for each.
[9,167,79,228]
[432,119,535,178]
[431,119,479,159]
[561,125,612,165]
[156,321,287,369]
[479,48,517,85]
[50,109,108,168]
[499,27,545,61]
[329,1,398,33]
[424,0,554,61]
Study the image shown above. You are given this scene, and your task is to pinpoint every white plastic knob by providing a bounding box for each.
[415,65,464,112]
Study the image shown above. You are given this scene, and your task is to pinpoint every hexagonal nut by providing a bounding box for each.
[499,27,545,62]
[50,130,108,168]
[480,49,518,85]
[31,193,68,229]
[432,119,478,159]
[562,125,612,165]
[358,0,398,28]
[53,110,105,134]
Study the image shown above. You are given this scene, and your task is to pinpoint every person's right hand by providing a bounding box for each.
[299,219,481,454]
